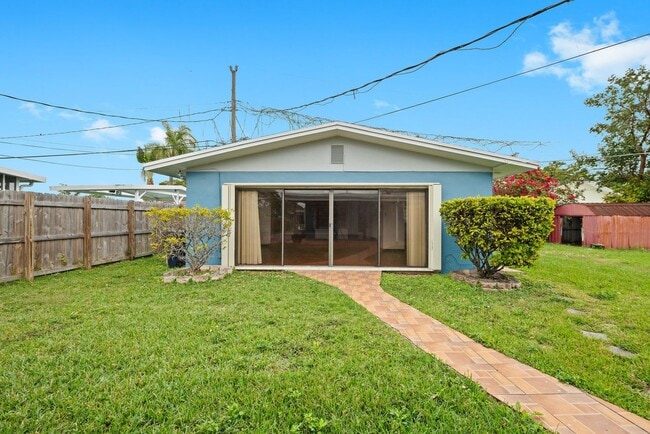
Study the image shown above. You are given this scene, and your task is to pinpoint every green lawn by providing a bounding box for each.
[382,243,649,419]
[0,258,544,433]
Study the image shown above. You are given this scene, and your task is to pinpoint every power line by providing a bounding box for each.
[0,139,113,153]
[6,156,139,171]
[1,93,156,122]
[4,137,128,151]
[284,0,572,111]
[0,107,229,140]
[355,33,650,123]
[0,139,219,161]
[0,119,152,140]
[539,152,650,163]
[0,149,136,159]
[0,92,228,123]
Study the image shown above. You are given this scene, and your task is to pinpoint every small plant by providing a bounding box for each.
[440,196,555,278]
[146,205,233,273]
[290,412,329,433]
[195,403,248,433]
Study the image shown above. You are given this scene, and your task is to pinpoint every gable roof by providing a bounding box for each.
[144,122,538,179]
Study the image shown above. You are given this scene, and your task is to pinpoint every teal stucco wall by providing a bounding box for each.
[186,170,493,273]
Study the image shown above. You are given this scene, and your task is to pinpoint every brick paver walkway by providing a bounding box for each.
[295,270,650,434]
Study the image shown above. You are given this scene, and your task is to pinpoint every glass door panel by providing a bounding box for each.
[258,190,283,265]
[284,190,329,265]
[333,190,379,266]
[236,189,283,265]
[380,190,406,267]
[380,189,427,267]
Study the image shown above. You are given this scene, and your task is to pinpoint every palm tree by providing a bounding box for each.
[136,121,198,185]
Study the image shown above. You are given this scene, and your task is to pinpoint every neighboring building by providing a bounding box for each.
[144,122,537,273]
[550,203,650,249]
[577,182,612,203]
[0,167,46,191]
[49,184,186,205]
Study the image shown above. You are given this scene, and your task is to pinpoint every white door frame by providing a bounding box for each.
[221,183,441,271]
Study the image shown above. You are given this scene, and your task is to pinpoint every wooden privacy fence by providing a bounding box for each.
[0,191,172,282]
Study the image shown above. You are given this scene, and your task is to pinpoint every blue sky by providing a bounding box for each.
[2,0,649,192]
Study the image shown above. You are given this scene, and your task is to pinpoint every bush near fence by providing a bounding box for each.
[0,191,172,282]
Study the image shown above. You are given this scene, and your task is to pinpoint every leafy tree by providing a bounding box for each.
[544,158,593,190]
[493,167,580,204]
[136,121,198,185]
[440,196,555,278]
[146,205,233,274]
[136,143,166,185]
[583,65,650,202]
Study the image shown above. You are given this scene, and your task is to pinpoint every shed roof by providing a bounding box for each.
[556,203,650,217]
[143,122,538,179]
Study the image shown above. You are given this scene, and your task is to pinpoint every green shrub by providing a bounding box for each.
[146,205,233,273]
[440,196,555,277]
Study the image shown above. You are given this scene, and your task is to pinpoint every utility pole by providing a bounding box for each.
[229,65,238,143]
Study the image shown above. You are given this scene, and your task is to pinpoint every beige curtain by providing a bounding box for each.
[236,190,262,264]
[406,191,426,267]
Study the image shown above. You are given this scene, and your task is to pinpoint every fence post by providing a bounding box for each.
[23,192,35,281]
[127,201,135,260]
[83,196,92,269]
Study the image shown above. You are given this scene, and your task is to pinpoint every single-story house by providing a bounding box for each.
[549,203,650,249]
[144,122,537,273]
[0,167,46,191]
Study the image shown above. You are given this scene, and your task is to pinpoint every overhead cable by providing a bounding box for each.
[0,149,136,159]
[355,33,650,123]
[0,92,226,123]
[0,139,219,160]
[284,0,573,111]
[0,107,229,140]
[3,156,139,171]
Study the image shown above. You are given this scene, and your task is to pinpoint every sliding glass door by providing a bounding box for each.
[235,187,428,268]
[333,190,379,266]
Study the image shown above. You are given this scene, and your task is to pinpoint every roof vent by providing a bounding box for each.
[331,145,344,164]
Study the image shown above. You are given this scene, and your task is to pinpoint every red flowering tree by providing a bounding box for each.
[493,168,578,205]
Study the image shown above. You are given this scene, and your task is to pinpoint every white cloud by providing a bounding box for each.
[523,13,650,92]
[19,102,52,118]
[374,99,399,111]
[58,111,89,121]
[83,119,126,141]
[134,127,167,148]
[149,126,166,143]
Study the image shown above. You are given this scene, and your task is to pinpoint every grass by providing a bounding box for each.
[0,258,545,433]
[382,243,649,419]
